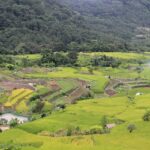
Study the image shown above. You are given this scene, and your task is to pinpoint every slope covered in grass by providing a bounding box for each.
[18,93,150,134]
[1,93,150,150]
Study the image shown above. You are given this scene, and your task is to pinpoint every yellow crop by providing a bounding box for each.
[4,88,33,107]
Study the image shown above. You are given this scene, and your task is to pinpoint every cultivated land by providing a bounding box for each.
[0,52,150,150]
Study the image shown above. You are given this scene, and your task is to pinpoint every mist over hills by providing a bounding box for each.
[0,0,150,54]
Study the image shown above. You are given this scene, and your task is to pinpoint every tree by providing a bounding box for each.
[31,100,45,113]
[127,124,136,133]
[143,111,150,121]
[136,66,143,78]
[92,55,121,68]
[67,51,78,65]
[53,52,69,66]
[41,49,53,64]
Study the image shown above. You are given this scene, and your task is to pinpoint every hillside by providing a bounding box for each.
[0,52,150,149]
[0,0,150,54]
[0,0,93,54]
[57,0,150,51]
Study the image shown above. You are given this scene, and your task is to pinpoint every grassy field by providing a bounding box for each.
[17,93,150,133]
[16,52,150,61]
[80,52,149,59]
[0,93,150,150]
[0,52,150,150]
[15,54,42,60]
[20,67,108,94]
[0,123,150,150]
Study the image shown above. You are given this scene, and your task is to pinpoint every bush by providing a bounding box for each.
[56,104,66,109]
[9,119,19,128]
[31,100,44,113]
[89,125,103,134]
[91,55,121,68]
[127,124,136,133]
[29,94,40,102]
[41,113,47,118]
[101,116,108,129]
[66,126,81,136]
[143,111,150,121]
[6,64,15,70]
[66,127,72,136]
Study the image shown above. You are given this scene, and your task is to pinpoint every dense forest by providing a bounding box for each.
[57,0,150,51]
[0,0,92,54]
[0,0,150,54]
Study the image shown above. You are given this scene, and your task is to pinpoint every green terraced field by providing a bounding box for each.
[0,93,150,150]
[19,67,108,94]
[0,52,150,150]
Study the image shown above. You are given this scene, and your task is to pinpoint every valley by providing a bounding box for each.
[0,52,150,150]
[0,0,150,149]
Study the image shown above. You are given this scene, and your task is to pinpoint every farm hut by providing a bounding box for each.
[106,123,116,129]
[136,92,143,96]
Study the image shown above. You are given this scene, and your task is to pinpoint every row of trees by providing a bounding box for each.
[0,52,122,69]
[92,55,121,68]
[40,50,78,67]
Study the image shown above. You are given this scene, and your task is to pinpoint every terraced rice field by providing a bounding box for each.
[0,93,150,150]
[0,52,150,150]
[4,88,33,109]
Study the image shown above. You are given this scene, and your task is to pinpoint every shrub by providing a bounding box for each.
[56,104,66,109]
[41,113,46,118]
[66,126,80,136]
[66,127,72,136]
[89,125,103,134]
[9,119,19,128]
[101,116,108,129]
[127,124,136,133]
[143,111,150,121]
[29,94,40,102]
[6,64,15,70]
[31,100,44,113]
[91,55,121,68]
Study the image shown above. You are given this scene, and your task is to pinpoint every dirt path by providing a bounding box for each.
[67,79,90,104]
[105,79,121,96]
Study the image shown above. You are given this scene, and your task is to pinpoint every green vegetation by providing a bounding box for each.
[1,0,150,54]
[0,93,150,149]
[0,51,150,150]
[127,124,136,133]
[0,0,150,149]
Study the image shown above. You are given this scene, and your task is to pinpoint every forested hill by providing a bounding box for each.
[57,0,150,52]
[0,0,94,54]
[0,0,150,54]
